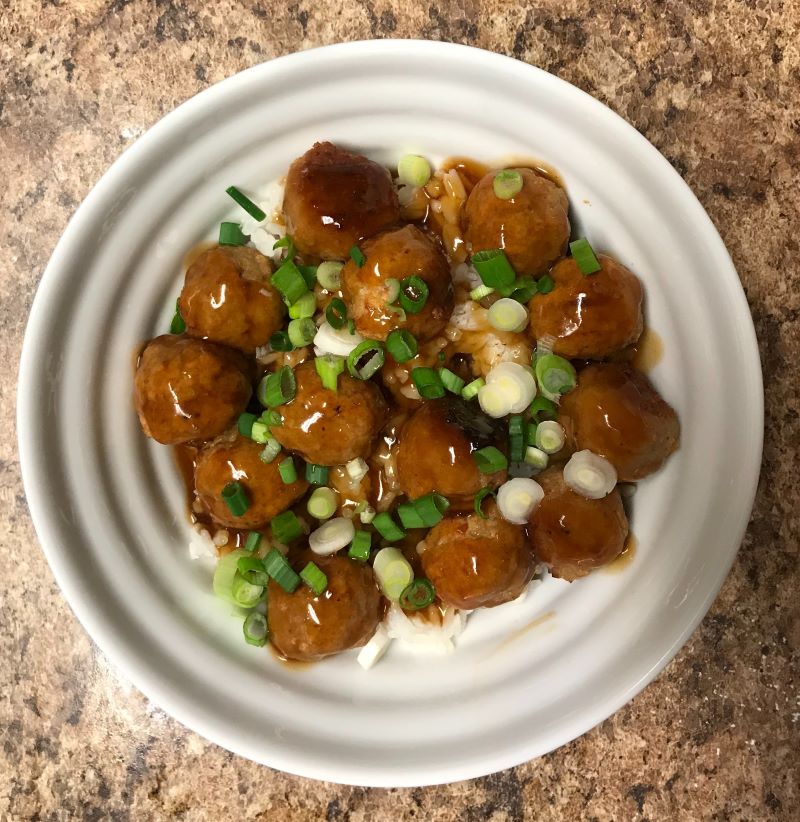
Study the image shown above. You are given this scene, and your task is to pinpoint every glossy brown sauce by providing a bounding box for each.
[490,610,556,655]
[604,534,637,574]
[269,644,314,670]
[631,328,664,374]
[182,240,217,272]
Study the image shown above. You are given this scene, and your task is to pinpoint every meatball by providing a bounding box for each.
[134,335,252,445]
[179,245,284,352]
[268,552,382,661]
[271,360,387,466]
[463,168,570,276]
[529,254,643,358]
[341,225,454,341]
[529,468,628,580]
[421,503,534,609]
[194,433,309,529]
[559,363,679,481]
[283,142,400,260]
[396,398,506,507]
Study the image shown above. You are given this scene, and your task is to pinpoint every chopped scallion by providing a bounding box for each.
[307,486,337,520]
[237,412,257,438]
[219,221,249,246]
[461,378,485,400]
[237,556,269,586]
[278,456,298,484]
[397,154,432,187]
[325,297,348,329]
[371,512,406,541]
[534,353,577,396]
[347,340,385,380]
[537,274,555,294]
[259,365,296,407]
[570,238,602,275]
[386,329,418,363]
[243,612,268,647]
[270,510,302,544]
[472,446,508,475]
[259,439,281,463]
[317,261,344,291]
[439,368,465,395]
[287,317,316,347]
[315,354,345,391]
[169,299,186,334]
[244,531,263,553]
[399,578,436,610]
[263,547,300,593]
[414,493,449,527]
[411,367,445,399]
[300,561,328,596]
[474,487,496,519]
[305,463,330,486]
[226,186,266,222]
[231,571,264,607]
[221,481,249,517]
[529,396,559,423]
[271,259,308,304]
[472,249,516,289]
[349,245,366,267]
[288,291,316,319]
[492,169,523,199]
[348,530,372,562]
[398,276,429,314]
[397,501,425,529]
[269,330,294,351]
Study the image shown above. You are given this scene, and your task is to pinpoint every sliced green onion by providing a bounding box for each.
[349,245,366,267]
[371,512,406,541]
[259,439,281,463]
[260,409,282,427]
[372,547,414,601]
[237,556,268,586]
[250,420,270,444]
[414,493,449,527]
[510,277,538,303]
[570,238,602,275]
[212,549,247,604]
[411,367,445,399]
[438,368,465,395]
[526,422,539,447]
[399,578,436,610]
[524,446,549,469]
[537,274,555,294]
[472,249,516,289]
[219,221,249,246]
[237,412,257,438]
[169,299,186,334]
[271,259,308,304]
[270,511,302,544]
[474,487,496,519]
[221,481,249,517]
[244,531,263,553]
[508,414,526,462]
[305,463,330,486]
[300,561,328,596]
[278,456,298,484]
[347,340,385,380]
[397,154,432,187]
[472,446,508,475]
[384,278,401,305]
[325,298,348,329]
[535,353,577,396]
[232,571,264,608]
[309,516,355,556]
[529,396,559,424]
[288,291,316,320]
[534,420,566,454]
[461,378,485,400]
[438,350,446,363]
[307,486,338,520]
[359,505,376,524]
[386,303,407,322]
[273,234,295,259]
[287,318,316,347]
[269,330,294,351]
[348,530,372,562]
[493,169,523,199]
[317,261,344,291]
[298,265,317,288]
[397,501,425,529]
[259,365,296,407]
[488,297,528,332]
[398,276,429,314]
[263,547,300,593]
[386,329,418,363]
[243,612,268,647]
[315,354,346,391]
[470,283,495,301]
[226,186,266,222]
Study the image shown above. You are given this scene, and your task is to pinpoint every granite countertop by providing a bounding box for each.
[2,1,798,819]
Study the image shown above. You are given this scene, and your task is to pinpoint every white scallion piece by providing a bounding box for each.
[359,505,376,524]
[524,446,549,470]
[372,547,414,601]
[346,458,369,482]
[397,154,432,187]
[496,478,544,524]
[534,420,566,454]
[563,450,617,499]
[484,361,537,414]
[357,623,392,670]
[307,487,338,520]
[313,321,364,357]
[487,298,528,333]
[308,516,355,556]
[477,382,513,418]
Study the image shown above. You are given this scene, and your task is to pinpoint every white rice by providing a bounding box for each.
[384,603,468,655]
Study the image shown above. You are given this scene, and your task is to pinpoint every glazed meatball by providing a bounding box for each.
[341,225,454,341]
[194,433,309,529]
[134,335,252,445]
[396,398,506,507]
[421,503,534,609]
[529,468,628,580]
[271,360,387,466]
[268,552,382,661]
[463,168,570,276]
[179,245,284,352]
[529,255,643,358]
[559,363,679,481]
[283,142,400,259]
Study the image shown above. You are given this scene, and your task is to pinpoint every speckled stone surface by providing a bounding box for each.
[2,1,798,819]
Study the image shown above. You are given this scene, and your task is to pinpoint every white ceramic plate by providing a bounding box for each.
[18,41,762,786]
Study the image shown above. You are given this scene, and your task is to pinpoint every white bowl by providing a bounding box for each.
[17,40,762,787]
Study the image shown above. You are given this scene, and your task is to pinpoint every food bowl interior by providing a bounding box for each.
[18,41,762,786]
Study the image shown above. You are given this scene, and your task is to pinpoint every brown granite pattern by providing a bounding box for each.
[1,1,798,819]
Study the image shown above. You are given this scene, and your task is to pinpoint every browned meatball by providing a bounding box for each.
[268,551,382,661]
[529,468,628,581]
[463,168,570,276]
[396,398,506,508]
[194,433,309,529]
[421,503,534,609]
[179,245,284,353]
[283,142,400,260]
[340,225,453,341]
[134,335,252,445]
[529,255,643,358]
[559,363,680,481]
[271,360,387,466]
